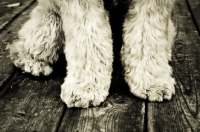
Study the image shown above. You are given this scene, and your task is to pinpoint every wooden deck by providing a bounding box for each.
[0,0,200,131]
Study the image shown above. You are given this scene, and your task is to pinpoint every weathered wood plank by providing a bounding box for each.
[0,0,36,30]
[148,0,200,131]
[186,0,200,35]
[0,0,36,88]
[59,88,145,132]
[0,56,66,132]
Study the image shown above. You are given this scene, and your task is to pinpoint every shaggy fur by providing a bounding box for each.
[8,0,176,108]
[121,0,176,101]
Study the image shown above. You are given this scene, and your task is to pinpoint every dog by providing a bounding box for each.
[8,0,176,108]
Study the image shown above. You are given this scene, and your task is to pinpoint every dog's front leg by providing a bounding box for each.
[60,0,113,108]
[8,1,64,76]
[121,0,176,101]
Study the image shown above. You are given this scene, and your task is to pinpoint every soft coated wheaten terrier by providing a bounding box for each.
[8,0,176,108]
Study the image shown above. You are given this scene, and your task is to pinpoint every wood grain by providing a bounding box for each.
[148,0,200,131]
[0,56,67,132]
[186,0,200,35]
[59,92,145,132]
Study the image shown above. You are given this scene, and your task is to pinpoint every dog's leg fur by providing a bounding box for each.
[121,0,176,101]
[60,0,113,108]
[167,18,176,61]
[9,1,63,76]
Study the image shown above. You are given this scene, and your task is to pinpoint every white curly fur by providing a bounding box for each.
[121,0,176,101]
[9,5,64,76]
[8,0,176,108]
[59,0,113,108]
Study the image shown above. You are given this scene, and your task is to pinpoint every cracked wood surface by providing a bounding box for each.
[0,0,200,131]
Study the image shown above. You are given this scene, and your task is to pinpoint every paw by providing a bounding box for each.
[147,83,175,102]
[129,78,175,102]
[61,82,109,108]
[14,58,52,76]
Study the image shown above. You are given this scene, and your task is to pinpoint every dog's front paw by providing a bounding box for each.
[61,82,109,108]
[14,59,52,76]
[128,76,175,102]
[147,81,175,102]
